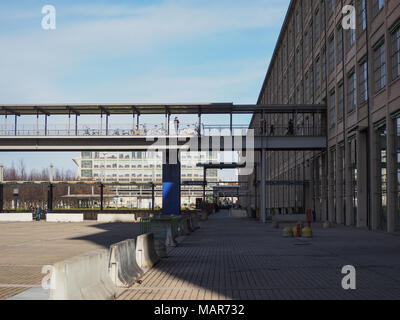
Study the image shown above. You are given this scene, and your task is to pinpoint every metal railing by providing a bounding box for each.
[0,123,252,137]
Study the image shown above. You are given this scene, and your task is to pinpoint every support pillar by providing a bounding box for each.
[202,167,207,207]
[0,184,3,213]
[387,116,397,232]
[100,184,104,211]
[14,115,17,136]
[261,149,266,223]
[336,145,344,225]
[48,184,53,212]
[75,114,78,136]
[106,114,109,135]
[151,183,155,211]
[0,164,3,212]
[357,130,368,228]
[345,140,353,226]
[328,150,335,223]
[230,113,233,135]
[162,151,181,215]
[45,115,48,136]
[370,128,380,230]
[321,152,328,222]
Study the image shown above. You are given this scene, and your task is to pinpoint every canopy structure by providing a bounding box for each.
[0,104,327,115]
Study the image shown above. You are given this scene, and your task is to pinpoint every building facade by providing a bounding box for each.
[242,0,400,232]
[75,151,220,208]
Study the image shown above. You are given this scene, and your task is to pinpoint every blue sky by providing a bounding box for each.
[0,0,289,174]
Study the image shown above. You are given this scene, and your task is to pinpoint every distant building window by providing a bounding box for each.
[346,25,355,50]
[374,40,386,92]
[372,0,384,17]
[357,0,367,32]
[81,160,92,169]
[82,152,92,159]
[322,47,327,81]
[329,90,336,127]
[81,170,92,178]
[329,35,335,71]
[359,58,368,103]
[338,82,344,121]
[336,25,343,62]
[391,24,400,80]
[348,70,357,113]
[315,9,320,40]
[316,57,321,89]
[328,0,335,16]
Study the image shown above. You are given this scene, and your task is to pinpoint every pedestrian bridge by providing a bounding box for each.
[0,103,327,151]
[0,103,327,217]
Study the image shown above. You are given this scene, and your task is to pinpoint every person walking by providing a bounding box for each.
[174,117,179,135]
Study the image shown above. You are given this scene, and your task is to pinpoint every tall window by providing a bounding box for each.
[391,23,400,81]
[296,46,301,74]
[296,10,301,34]
[316,56,321,89]
[349,137,358,226]
[357,0,367,32]
[322,47,327,81]
[328,0,335,16]
[338,81,344,121]
[305,31,309,57]
[374,39,386,93]
[359,57,369,103]
[346,26,355,50]
[315,9,320,40]
[372,0,384,17]
[329,34,335,71]
[348,70,357,113]
[305,72,309,101]
[336,25,343,62]
[329,89,336,127]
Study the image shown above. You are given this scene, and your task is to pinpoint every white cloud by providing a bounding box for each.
[0,0,287,103]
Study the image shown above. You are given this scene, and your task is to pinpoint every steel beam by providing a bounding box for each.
[0,135,327,151]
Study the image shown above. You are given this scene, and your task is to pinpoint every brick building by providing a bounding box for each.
[241,0,400,232]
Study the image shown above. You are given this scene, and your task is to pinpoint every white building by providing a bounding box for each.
[74,151,220,209]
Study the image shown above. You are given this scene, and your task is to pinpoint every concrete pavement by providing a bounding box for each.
[118,210,400,300]
[0,221,141,300]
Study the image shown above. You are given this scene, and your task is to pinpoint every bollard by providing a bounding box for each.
[302,227,313,238]
[296,223,301,237]
[282,227,293,237]
[323,221,331,229]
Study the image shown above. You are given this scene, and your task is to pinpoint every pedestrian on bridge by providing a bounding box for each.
[174,117,179,135]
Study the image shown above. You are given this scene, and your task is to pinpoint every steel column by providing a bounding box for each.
[261,149,266,223]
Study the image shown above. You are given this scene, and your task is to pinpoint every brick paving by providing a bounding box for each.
[118,210,400,300]
[0,221,141,300]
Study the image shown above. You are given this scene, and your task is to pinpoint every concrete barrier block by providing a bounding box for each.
[46,213,83,222]
[98,214,137,223]
[165,226,178,247]
[109,239,144,288]
[229,209,247,218]
[50,249,116,300]
[180,218,191,235]
[136,233,160,271]
[154,239,167,258]
[200,211,208,221]
[0,213,33,222]
[189,214,200,230]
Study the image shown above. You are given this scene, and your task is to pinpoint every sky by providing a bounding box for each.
[0,0,290,176]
